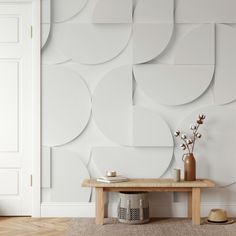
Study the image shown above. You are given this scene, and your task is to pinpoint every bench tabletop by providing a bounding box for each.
[82,178,215,188]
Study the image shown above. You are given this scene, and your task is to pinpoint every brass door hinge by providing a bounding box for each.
[30,174,33,187]
[30,26,33,38]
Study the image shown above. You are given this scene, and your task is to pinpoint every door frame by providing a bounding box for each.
[0,0,41,216]
[31,0,41,217]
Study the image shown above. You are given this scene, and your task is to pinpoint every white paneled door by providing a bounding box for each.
[0,3,33,215]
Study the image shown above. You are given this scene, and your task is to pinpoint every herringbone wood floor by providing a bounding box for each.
[0,217,72,236]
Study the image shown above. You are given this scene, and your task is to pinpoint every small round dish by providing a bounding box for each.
[106,171,117,177]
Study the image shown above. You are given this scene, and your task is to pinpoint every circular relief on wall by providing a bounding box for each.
[90,146,173,178]
[52,23,132,65]
[51,148,91,202]
[52,0,88,23]
[42,23,51,48]
[42,65,91,147]
[92,65,174,150]
[133,64,214,106]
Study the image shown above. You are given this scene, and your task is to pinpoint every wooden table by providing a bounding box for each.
[82,178,215,225]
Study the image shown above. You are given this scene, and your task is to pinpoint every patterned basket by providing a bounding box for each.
[117,192,149,224]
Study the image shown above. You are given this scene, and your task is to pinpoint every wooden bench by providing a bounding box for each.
[82,178,215,225]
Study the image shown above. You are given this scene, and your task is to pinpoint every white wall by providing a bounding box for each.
[41,0,236,217]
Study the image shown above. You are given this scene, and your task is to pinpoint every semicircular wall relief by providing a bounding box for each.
[42,65,91,147]
[52,23,132,65]
[92,66,173,147]
[52,0,88,23]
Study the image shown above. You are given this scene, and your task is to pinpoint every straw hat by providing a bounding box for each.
[205,209,234,225]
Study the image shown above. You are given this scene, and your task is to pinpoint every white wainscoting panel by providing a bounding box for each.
[0,17,19,43]
[0,61,19,151]
[0,169,18,195]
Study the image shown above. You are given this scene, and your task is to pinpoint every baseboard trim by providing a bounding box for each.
[41,202,236,217]
[41,202,95,217]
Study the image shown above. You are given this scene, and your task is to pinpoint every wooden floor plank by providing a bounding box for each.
[0,217,72,236]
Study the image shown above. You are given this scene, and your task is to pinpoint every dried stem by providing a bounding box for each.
[191,124,200,153]
[181,136,191,153]
[174,114,205,154]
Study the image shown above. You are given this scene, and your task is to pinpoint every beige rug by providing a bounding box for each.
[66,218,236,236]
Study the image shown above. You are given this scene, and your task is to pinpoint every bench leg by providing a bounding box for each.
[187,191,192,218]
[95,187,104,225]
[192,188,201,225]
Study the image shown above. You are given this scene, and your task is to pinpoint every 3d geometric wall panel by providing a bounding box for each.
[91,147,173,178]
[176,0,236,23]
[175,106,236,186]
[174,24,215,65]
[133,0,174,64]
[214,24,236,105]
[133,23,173,64]
[42,26,71,65]
[50,149,90,202]
[42,146,51,188]
[133,64,214,105]
[41,0,51,48]
[93,0,132,23]
[133,0,173,23]
[52,23,132,64]
[92,66,173,146]
[52,0,88,23]
[133,106,173,147]
[92,66,132,145]
[42,65,91,146]
[42,24,51,48]
[41,0,236,205]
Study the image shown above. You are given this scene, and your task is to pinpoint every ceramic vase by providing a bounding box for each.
[182,153,196,181]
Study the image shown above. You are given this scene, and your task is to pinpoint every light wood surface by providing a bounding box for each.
[188,191,192,218]
[82,178,215,226]
[95,188,104,225]
[82,179,215,188]
[102,187,192,192]
[0,217,71,236]
[192,188,201,225]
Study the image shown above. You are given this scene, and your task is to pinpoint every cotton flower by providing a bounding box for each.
[197,118,203,124]
[180,143,186,150]
[190,124,197,130]
[196,133,202,138]
[174,130,180,137]
[199,114,206,120]
[186,139,193,144]
[174,113,206,154]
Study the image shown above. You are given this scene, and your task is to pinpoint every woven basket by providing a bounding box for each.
[117,192,149,224]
